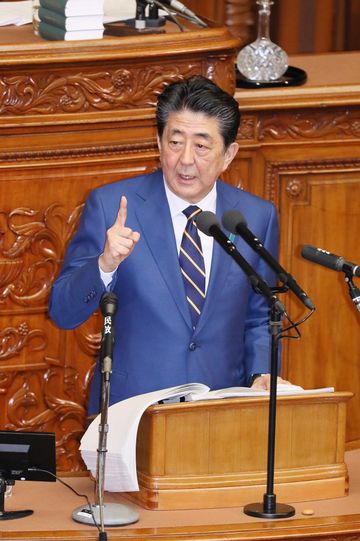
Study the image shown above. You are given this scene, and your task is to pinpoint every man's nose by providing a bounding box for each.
[180,143,195,165]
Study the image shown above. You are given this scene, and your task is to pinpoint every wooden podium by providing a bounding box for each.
[124,392,352,510]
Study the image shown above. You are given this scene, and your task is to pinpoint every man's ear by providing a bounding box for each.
[223,142,239,171]
[156,134,162,152]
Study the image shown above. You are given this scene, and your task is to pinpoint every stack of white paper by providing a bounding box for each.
[187,383,335,400]
[0,1,32,26]
[80,383,209,492]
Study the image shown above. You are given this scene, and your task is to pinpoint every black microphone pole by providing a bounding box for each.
[72,292,139,533]
[243,301,295,519]
[196,211,295,519]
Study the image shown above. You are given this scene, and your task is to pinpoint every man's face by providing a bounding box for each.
[158,109,239,203]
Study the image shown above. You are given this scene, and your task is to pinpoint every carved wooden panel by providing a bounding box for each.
[258,108,360,143]
[0,153,160,471]
[0,62,200,117]
[276,161,360,446]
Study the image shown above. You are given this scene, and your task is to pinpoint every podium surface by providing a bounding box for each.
[125,392,352,510]
[2,449,360,541]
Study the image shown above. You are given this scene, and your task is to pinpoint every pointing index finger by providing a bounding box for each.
[116,196,127,228]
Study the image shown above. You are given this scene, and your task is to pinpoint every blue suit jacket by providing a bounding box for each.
[49,170,279,414]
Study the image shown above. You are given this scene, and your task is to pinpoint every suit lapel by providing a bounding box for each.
[134,172,192,327]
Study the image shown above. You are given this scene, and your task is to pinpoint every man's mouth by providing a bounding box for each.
[178,174,195,181]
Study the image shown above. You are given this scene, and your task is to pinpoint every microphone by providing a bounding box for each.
[301,245,360,278]
[100,292,118,374]
[100,291,118,317]
[195,211,285,315]
[73,290,139,529]
[140,0,207,27]
[222,209,315,310]
[162,0,206,23]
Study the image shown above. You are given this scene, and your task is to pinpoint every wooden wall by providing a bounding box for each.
[186,0,360,53]
[232,51,360,447]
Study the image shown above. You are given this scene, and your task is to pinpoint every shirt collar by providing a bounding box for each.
[163,177,217,218]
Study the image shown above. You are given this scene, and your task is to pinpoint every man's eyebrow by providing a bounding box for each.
[169,128,214,141]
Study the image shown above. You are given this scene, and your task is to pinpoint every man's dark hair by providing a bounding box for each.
[156,75,240,149]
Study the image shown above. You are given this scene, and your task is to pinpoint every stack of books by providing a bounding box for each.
[38,0,104,41]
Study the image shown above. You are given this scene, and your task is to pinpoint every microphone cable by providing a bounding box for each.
[28,467,102,535]
[279,306,316,342]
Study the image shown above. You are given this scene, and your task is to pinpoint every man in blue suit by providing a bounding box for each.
[49,75,286,415]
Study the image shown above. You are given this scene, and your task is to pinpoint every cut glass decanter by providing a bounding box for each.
[237,0,288,82]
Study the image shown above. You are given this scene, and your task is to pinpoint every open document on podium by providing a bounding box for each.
[80,383,334,493]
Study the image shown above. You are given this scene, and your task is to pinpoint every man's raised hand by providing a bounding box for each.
[99,196,140,273]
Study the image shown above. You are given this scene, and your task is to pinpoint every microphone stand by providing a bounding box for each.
[194,210,294,517]
[344,272,360,312]
[72,293,139,534]
[244,290,295,519]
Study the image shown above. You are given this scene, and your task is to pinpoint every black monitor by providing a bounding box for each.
[0,430,56,521]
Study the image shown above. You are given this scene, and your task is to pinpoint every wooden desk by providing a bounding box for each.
[127,392,352,510]
[2,449,360,540]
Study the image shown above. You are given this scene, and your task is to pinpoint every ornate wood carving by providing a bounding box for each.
[0,203,83,307]
[0,199,95,470]
[237,114,257,141]
[0,64,200,117]
[0,322,46,360]
[258,107,360,142]
[264,158,360,208]
[206,54,237,94]
[285,178,305,199]
[4,361,92,470]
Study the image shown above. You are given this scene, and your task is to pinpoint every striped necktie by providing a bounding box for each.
[179,206,206,328]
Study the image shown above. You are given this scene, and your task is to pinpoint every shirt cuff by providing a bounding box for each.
[99,266,117,288]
